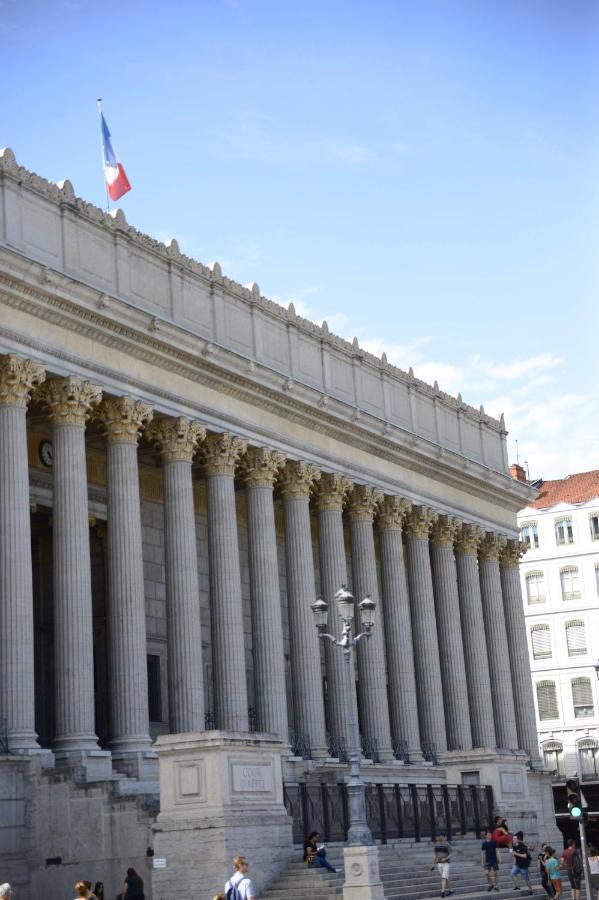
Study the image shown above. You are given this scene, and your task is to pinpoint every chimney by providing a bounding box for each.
[509,463,527,483]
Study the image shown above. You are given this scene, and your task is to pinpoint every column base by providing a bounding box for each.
[343,845,385,900]
[9,745,55,768]
[111,750,158,781]
[54,748,113,779]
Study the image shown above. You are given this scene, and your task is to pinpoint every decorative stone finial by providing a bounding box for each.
[346,484,383,521]
[277,460,321,499]
[95,396,153,444]
[377,495,411,530]
[239,447,285,488]
[0,354,46,407]
[313,472,353,511]
[38,375,102,426]
[200,432,247,476]
[146,416,206,462]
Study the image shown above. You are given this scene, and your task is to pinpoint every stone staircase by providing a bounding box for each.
[262,835,572,900]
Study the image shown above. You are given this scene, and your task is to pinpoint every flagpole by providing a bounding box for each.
[97,98,110,212]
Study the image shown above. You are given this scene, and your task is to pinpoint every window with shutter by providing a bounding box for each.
[536,680,559,721]
[542,741,564,777]
[555,517,574,545]
[572,678,594,718]
[521,521,539,549]
[560,566,581,601]
[531,624,552,659]
[590,514,599,541]
[565,620,587,657]
[526,571,545,605]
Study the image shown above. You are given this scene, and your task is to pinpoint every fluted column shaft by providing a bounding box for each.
[501,541,541,763]
[348,486,393,761]
[202,433,248,732]
[454,525,496,749]
[99,396,153,755]
[39,376,102,754]
[0,355,45,751]
[404,507,447,754]
[241,448,288,739]
[430,517,473,752]
[280,462,328,757]
[479,534,519,750]
[315,474,357,753]
[148,417,206,733]
[378,497,422,762]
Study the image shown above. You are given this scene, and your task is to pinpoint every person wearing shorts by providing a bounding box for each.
[481,830,500,892]
[511,832,533,895]
[431,834,453,898]
[544,849,562,900]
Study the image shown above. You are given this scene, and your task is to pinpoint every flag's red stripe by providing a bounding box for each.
[108,164,131,201]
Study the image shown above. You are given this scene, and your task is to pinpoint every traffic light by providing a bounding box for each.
[566,777,584,820]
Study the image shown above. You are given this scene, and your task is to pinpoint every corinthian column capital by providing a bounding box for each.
[146,416,206,462]
[0,354,45,407]
[454,523,485,555]
[239,447,286,487]
[38,375,102,426]
[500,538,527,568]
[313,472,353,511]
[479,531,507,561]
[200,432,247,476]
[278,460,321,499]
[346,484,383,521]
[377,495,411,530]
[96,396,153,444]
[430,514,463,546]
[404,505,438,539]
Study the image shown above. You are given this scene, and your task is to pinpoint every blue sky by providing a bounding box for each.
[2,0,597,478]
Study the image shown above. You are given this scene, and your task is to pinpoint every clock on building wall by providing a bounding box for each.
[39,440,53,468]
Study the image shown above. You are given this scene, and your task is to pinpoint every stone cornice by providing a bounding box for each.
[146,416,206,463]
[377,495,411,530]
[37,374,102,426]
[0,353,45,407]
[239,447,285,488]
[277,460,321,499]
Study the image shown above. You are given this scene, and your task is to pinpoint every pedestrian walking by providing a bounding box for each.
[431,834,453,898]
[511,831,533,895]
[560,838,582,900]
[117,868,145,900]
[73,883,88,900]
[588,847,599,900]
[481,829,500,891]
[544,848,562,900]
[538,843,555,898]
[225,855,256,900]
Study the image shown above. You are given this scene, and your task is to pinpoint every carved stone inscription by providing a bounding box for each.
[231,763,273,793]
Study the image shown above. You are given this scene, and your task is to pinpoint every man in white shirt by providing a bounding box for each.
[225,855,256,900]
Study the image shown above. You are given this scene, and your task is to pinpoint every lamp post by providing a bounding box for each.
[311,586,376,846]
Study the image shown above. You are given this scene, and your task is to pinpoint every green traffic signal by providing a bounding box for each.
[566,777,584,821]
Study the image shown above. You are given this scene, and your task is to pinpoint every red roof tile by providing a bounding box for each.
[529,469,599,509]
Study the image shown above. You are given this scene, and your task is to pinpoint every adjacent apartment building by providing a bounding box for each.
[515,467,599,809]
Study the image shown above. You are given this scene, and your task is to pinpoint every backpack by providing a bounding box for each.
[226,876,249,900]
[573,852,583,876]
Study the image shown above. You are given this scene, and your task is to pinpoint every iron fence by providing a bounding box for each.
[283,781,494,845]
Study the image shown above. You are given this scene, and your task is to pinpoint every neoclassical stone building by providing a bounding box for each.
[0,148,557,899]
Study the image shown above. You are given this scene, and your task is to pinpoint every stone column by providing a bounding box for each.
[200,432,248,732]
[347,485,394,762]
[377,496,423,763]
[429,515,473,752]
[0,354,45,752]
[501,540,541,764]
[147,417,206,734]
[404,506,447,754]
[240,447,288,740]
[278,461,328,758]
[479,533,519,750]
[97,396,154,771]
[314,473,356,755]
[38,375,104,762]
[454,524,496,749]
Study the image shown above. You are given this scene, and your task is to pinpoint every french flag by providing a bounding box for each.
[100,112,131,201]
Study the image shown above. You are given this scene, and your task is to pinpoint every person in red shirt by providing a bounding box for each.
[491,816,512,849]
[560,839,582,900]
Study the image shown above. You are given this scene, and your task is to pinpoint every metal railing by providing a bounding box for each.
[289,731,313,759]
[362,736,380,763]
[327,734,348,763]
[392,738,410,764]
[283,781,494,844]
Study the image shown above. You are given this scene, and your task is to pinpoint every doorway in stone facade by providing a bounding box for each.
[31,508,110,749]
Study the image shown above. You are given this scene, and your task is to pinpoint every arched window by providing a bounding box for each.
[536,680,559,721]
[525,570,545,605]
[521,521,539,550]
[572,678,594,719]
[578,738,599,780]
[542,740,564,778]
[560,566,581,601]
[565,620,587,657]
[530,624,552,660]
[555,516,574,545]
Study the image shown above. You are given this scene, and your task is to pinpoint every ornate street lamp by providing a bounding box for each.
[311,586,375,846]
